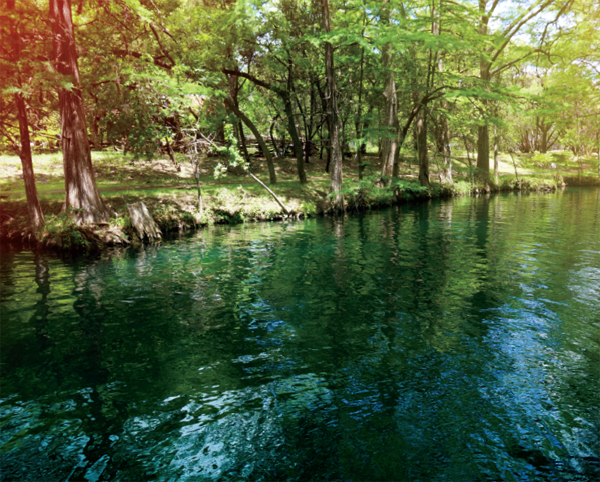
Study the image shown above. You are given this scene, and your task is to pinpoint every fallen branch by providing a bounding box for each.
[247,171,290,214]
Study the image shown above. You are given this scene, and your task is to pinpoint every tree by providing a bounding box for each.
[49,0,111,224]
[474,0,573,182]
[2,0,45,234]
[177,0,309,183]
[224,74,277,184]
[379,0,399,180]
[321,0,344,211]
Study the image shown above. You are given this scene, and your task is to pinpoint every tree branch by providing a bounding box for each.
[0,128,20,155]
[222,68,285,96]
[112,49,172,70]
[149,23,175,67]
[247,171,290,214]
[491,48,544,76]
[491,0,554,65]
[487,0,502,17]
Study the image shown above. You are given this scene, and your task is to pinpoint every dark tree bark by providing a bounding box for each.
[315,80,332,173]
[283,95,307,182]
[536,117,555,153]
[7,0,45,233]
[463,135,475,187]
[50,0,111,224]
[222,68,306,183]
[225,97,277,184]
[476,35,491,182]
[236,121,250,162]
[321,0,344,211]
[416,108,430,187]
[291,75,311,164]
[477,116,490,181]
[285,62,308,183]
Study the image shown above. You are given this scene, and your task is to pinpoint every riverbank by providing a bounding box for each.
[0,176,566,252]
[1,150,598,252]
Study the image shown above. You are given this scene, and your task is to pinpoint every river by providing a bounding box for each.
[1,188,599,481]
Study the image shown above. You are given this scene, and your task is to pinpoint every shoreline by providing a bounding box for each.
[5,174,597,254]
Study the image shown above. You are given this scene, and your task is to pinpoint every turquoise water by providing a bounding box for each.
[1,188,599,481]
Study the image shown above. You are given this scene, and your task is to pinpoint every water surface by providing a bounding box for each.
[1,188,599,481]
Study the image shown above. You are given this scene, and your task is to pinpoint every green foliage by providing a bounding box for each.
[453,181,473,196]
[213,125,247,179]
[2,0,596,238]
[339,175,429,211]
[151,203,197,231]
[109,214,131,231]
[388,178,429,198]
[42,210,91,250]
[301,201,317,216]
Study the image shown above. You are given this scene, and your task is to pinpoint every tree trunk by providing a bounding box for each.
[540,120,548,153]
[493,123,499,185]
[193,162,203,216]
[509,151,520,185]
[286,65,307,183]
[438,106,453,185]
[283,94,307,183]
[269,117,282,159]
[417,108,429,187]
[477,121,490,180]
[463,136,474,187]
[164,137,180,171]
[226,97,277,184]
[128,202,161,241]
[325,138,332,173]
[50,0,111,224]
[432,2,452,186]
[356,47,365,180]
[379,0,399,180]
[476,1,491,182]
[321,0,344,211]
[16,95,45,233]
[220,68,306,183]
[475,9,491,184]
[315,80,332,173]
[292,80,311,164]
[8,0,44,233]
[237,121,250,162]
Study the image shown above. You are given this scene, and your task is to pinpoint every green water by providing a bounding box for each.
[1,189,599,481]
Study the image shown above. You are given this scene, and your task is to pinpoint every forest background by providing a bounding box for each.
[1,0,599,248]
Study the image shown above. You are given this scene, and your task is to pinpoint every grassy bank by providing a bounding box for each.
[1,149,597,251]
